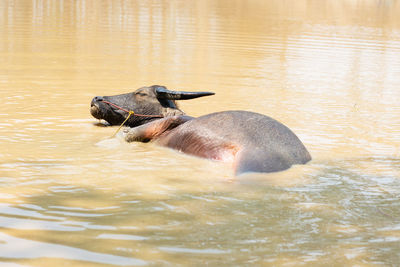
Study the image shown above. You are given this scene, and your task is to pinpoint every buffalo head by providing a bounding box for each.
[90,85,214,127]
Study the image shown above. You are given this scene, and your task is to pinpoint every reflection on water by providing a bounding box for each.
[1,0,400,265]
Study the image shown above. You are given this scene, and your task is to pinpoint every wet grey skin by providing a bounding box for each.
[90,85,311,175]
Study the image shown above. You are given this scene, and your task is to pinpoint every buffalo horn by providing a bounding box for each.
[155,86,215,100]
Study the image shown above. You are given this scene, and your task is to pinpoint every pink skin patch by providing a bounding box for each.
[208,145,240,163]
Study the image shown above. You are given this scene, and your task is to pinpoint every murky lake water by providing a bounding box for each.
[1,0,400,265]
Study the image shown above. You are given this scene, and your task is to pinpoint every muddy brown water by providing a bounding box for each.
[1,0,400,266]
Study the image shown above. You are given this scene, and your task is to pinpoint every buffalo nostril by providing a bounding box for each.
[91,96,104,107]
[94,96,104,102]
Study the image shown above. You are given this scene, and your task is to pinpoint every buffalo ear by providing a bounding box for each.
[155,86,215,100]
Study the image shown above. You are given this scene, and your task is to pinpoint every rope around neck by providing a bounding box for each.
[100,100,163,137]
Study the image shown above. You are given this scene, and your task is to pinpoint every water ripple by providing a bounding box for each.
[0,232,147,266]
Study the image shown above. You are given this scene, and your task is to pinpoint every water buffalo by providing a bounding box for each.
[90,85,311,175]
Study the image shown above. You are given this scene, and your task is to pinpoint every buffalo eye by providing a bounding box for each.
[135,92,148,97]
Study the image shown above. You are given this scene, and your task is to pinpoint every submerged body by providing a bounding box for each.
[123,111,311,175]
[91,85,311,175]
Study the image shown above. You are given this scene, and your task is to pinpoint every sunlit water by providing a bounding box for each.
[1,0,400,266]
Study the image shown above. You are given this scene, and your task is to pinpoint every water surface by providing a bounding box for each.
[1,0,400,265]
